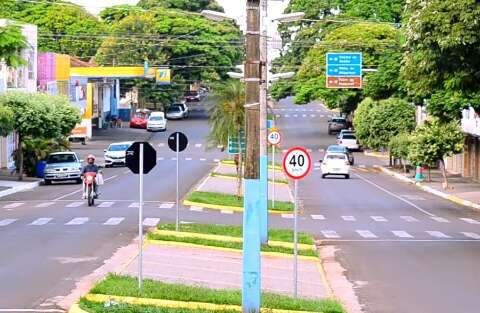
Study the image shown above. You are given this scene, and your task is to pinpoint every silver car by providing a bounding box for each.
[43,152,83,185]
[166,106,184,120]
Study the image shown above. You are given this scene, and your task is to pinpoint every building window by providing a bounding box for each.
[27,50,34,80]
[7,67,26,89]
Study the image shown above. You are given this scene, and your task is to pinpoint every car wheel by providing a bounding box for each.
[321,174,326,179]
[44,179,52,185]
[345,174,350,179]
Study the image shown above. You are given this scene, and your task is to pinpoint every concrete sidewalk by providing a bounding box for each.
[122,242,329,299]
[0,177,41,198]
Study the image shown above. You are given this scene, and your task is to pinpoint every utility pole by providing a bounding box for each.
[243,0,262,312]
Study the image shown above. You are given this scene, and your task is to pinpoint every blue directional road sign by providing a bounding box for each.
[326,52,362,88]
[326,53,362,66]
[327,65,362,76]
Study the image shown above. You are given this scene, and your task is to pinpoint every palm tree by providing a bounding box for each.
[208,79,245,197]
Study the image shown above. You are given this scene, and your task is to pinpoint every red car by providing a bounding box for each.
[129,110,150,129]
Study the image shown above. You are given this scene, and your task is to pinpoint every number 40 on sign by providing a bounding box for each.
[283,147,312,180]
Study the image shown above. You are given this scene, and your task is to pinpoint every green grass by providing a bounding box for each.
[88,274,345,313]
[221,159,283,170]
[187,191,293,212]
[210,172,288,184]
[80,300,239,313]
[158,223,314,245]
[147,234,317,257]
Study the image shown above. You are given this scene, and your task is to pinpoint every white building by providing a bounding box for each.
[0,19,38,170]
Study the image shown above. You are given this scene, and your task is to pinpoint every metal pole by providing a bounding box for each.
[272,145,275,209]
[176,133,180,231]
[293,179,298,298]
[138,143,144,290]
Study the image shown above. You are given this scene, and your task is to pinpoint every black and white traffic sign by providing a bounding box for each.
[282,147,312,180]
[126,142,157,174]
[168,132,188,152]
[267,128,282,146]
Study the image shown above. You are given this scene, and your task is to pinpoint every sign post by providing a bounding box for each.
[267,128,282,209]
[168,132,189,231]
[126,141,157,290]
[282,147,312,298]
[326,52,362,89]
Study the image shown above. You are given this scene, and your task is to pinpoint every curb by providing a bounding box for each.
[0,180,40,198]
[84,294,319,313]
[377,166,480,210]
[146,239,319,260]
[183,200,291,215]
[68,304,87,313]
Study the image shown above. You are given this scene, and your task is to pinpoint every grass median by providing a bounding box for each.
[186,191,293,212]
[83,274,345,313]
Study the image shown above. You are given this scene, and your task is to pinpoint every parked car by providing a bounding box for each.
[326,145,354,165]
[129,109,150,129]
[43,152,83,185]
[147,112,167,131]
[337,132,360,151]
[166,105,184,119]
[328,117,348,135]
[320,153,351,179]
[104,142,134,167]
[185,91,201,102]
[173,102,189,118]
[337,129,355,139]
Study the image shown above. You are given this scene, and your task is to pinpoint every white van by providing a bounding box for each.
[147,112,167,132]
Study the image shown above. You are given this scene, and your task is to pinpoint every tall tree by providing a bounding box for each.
[344,0,405,22]
[402,0,480,121]
[0,24,27,67]
[138,0,224,12]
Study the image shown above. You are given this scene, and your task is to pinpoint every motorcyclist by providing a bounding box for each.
[81,154,99,199]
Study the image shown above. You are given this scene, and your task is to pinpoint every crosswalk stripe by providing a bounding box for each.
[104,217,125,225]
[66,217,89,225]
[221,210,234,214]
[3,202,24,209]
[356,230,377,239]
[185,158,193,161]
[195,144,202,148]
[461,232,480,239]
[426,231,451,239]
[35,202,55,208]
[190,206,203,212]
[30,218,53,226]
[302,114,307,117]
[98,202,115,208]
[310,114,316,118]
[392,231,413,238]
[200,158,207,161]
[214,159,221,163]
[158,143,165,147]
[0,219,17,226]
[321,230,340,239]
[159,203,175,209]
[293,114,298,118]
[281,214,294,219]
[342,216,356,221]
[66,202,83,208]
[158,157,165,161]
[311,214,325,220]
[371,216,388,222]
[400,216,419,222]
[285,114,290,118]
[143,218,160,227]
[129,202,140,208]
[430,216,450,223]
[460,218,480,225]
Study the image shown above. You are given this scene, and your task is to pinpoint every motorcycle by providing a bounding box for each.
[83,172,98,206]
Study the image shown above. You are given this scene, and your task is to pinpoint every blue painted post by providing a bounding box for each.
[243,179,261,313]
[260,155,268,244]
[143,60,149,76]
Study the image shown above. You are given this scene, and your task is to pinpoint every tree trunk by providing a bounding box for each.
[440,158,449,190]
[17,135,23,181]
[427,166,432,182]
[389,153,393,167]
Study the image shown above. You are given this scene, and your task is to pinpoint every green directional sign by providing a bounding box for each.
[228,130,246,155]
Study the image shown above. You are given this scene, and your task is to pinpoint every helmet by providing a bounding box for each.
[87,154,95,161]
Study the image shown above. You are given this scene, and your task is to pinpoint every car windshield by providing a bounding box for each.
[168,106,182,113]
[109,144,130,151]
[327,146,347,152]
[173,103,185,109]
[343,134,356,140]
[185,92,198,96]
[326,154,347,160]
[133,113,148,119]
[47,154,77,164]
[332,118,346,123]
[150,116,164,121]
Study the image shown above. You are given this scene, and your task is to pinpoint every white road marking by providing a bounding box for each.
[65,217,89,225]
[104,217,125,226]
[35,202,55,208]
[66,202,83,208]
[371,216,388,222]
[302,114,307,117]
[281,214,294,219]
[358,165,367,169]
[53,175,118,201]
[342,216,356,221]
[129,202,140,208]
[200,158,207,161]
[221,210,234,214]
[430,216,450,223]
[98,201,115,208]
[401,195,426,201]
[282,149,288,153]
[461,232,480,239]
[311,214,325,220]
[195,144,202,148]
[354,172,435,216]
[460,218,480,225]
[143,218,160,227]
[293,114,298,118]
[276,114,281,118]
[190,206,204,212]
[426,231,451,239]
[185,158,193,161]
[392,231,413,238]
[357,230,377,239]
[29,218,53,226]
[171,157,177,161]
[3,202,24,209]
[400,216,419,222]
[310,114,316,118]
[158,157,165,161]
[321,230,340,239]
[0,309,64,313]
[159,202,175,209]
[213,159,221,163]
[158,143,165,147]
[0,219,17,226]
[307,149,313,153]
[285,114,290,118]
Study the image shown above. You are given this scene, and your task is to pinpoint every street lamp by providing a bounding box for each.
[270,72,295,82]
[200,10,234,22]
[271,12,305,23]
[227,72,244,79]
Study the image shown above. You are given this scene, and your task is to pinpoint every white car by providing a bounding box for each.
[104,141,134,167]
[337,132,360,151]
[321,153,351,179]
[147,112,167,131]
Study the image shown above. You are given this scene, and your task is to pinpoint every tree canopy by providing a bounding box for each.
[0,24,27,68]
[138,0,224,12]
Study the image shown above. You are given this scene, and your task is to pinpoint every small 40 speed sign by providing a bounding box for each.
[282,147,312,180]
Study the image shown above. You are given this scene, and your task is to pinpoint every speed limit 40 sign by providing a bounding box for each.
[282,147,312,180]
[268,129,282,146]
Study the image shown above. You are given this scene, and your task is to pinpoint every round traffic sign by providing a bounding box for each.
[267,130,282,146]
[282,147,312,180]
[168,132,188,152]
